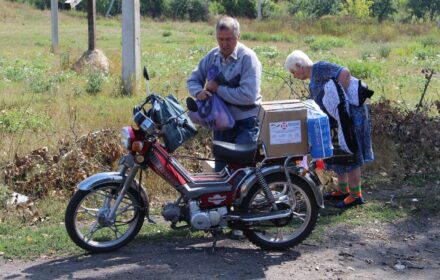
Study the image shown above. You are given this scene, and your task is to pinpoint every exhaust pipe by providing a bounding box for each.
[226,209,292,223]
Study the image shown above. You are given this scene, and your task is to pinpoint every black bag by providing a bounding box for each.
[323,79,358,166]
[153,95,197,153]
[332,78,358,154]
[357,80,374,106]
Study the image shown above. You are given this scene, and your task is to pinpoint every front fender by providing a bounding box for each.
[78,172,123,191]
[237,165,324,208]
[77,172,150,211]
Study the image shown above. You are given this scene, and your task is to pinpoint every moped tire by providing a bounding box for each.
[240,172,319,251]
[65,183,145,253]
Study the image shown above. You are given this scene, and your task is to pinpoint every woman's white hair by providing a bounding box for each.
[284,50,313,72]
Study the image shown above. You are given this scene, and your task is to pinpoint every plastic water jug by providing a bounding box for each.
[307,111,333,159]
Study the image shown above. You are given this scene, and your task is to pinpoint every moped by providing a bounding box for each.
[65,67,324,253]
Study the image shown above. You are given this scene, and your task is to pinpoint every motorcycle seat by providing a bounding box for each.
[212,141,257,166]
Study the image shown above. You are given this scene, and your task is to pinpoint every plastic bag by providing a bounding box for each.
[304,100,333,159]
[189,94,235,131]
[152,94,197,153]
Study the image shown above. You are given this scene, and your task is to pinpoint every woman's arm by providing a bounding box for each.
[337,67,351,91]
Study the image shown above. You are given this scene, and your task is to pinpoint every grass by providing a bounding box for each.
[0,0,439,259]
[0,196,205,260]
[0,170,438,260]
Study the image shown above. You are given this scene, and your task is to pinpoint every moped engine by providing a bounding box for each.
[162,202,183,223]
[189,201,227,230]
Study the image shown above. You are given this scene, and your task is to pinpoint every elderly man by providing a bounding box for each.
[187,16,262,172]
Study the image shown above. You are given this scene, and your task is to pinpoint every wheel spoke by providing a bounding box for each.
[78,206,99,217]
[292,211,306,221]
[116,204,135,216]
[110,224,122,239]
[84,222,99,242]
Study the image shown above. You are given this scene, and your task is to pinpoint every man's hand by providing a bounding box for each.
[206,80,219,93]
[196,90,212,100]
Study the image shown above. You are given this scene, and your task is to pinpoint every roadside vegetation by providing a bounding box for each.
[0,0,439,260]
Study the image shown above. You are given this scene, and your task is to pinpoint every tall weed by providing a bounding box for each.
[378,46,391,58]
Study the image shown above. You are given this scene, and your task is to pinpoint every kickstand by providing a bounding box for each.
[147,217,157,224]
[211,230,220,253]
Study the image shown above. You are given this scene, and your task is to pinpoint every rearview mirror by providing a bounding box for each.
[186,97,198,112]
[143,66,149,81]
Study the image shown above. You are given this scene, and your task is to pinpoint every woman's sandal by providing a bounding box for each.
[335,197,366,209]
[323,191,349,201]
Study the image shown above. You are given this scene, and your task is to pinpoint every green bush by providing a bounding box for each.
[2,62,28,82]
[85,71,105,95]
[345,60,385,79]
[28,73,53,93]
[162,31,172,37]
[420,36,439,48]
[0,109,53,133]
[308,36,348,51]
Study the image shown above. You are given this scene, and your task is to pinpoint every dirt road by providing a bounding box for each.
[1,214,439,280]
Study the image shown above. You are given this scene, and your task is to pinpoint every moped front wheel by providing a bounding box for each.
[240,173,319,250]
[65,183,145,253]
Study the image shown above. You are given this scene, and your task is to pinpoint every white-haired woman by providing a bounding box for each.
[285,50,374,209]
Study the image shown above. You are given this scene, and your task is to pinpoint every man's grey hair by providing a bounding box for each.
[216,16,240,38]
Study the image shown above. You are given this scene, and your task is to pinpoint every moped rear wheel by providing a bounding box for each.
[240,173,319,250]
[65,183,145,253]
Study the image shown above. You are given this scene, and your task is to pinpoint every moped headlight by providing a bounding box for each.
[121,126,135,150]
[133,111,156,135]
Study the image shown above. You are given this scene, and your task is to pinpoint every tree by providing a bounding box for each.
[188,0,210,22]
[143,0,165,18]
[370,0,397,22]
[406,0,440,21]
[217,0,257,18]
[289,0,342,19]
[341,0,374,19]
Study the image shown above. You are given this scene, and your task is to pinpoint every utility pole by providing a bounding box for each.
[122,0,141,94]
[51,0,59,52]
[70,0,109,74]
[257,0,262,20]
[87,0,96,51]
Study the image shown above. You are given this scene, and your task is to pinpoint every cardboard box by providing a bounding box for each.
[258,100,308,157]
